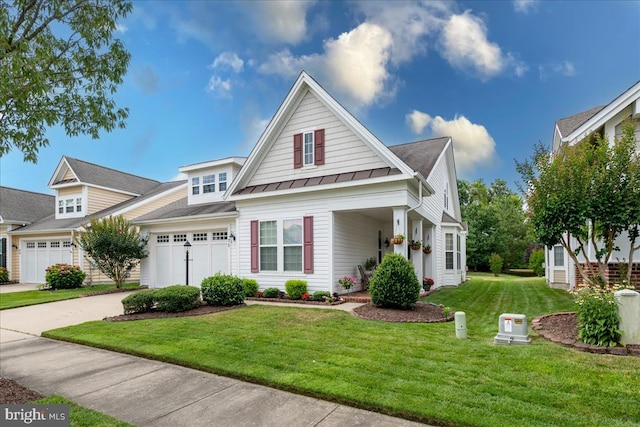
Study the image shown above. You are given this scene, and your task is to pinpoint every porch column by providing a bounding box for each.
[392,207,407,257]
[411,219,423,284]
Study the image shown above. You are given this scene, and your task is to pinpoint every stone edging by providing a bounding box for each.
[531,312,640,357]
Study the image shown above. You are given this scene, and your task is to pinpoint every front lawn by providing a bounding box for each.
[43,277,640,427]
[0,283,142,310]
[34,395,133,427]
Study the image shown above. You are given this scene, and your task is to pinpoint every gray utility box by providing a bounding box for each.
[493,313,531,345]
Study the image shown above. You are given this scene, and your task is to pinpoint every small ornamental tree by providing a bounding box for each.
[77,215,147,289]
[528,249,546,277]
[489,253,503,276]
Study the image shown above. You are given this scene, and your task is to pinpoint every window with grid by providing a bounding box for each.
[456,235,461,270]
[63,241,72,248]
[203,174,215,193]
[554,246,564,267]
[58,200,64,214]
[76,198,82,213]
[192,177,200,195]
[38,242,47,248]
[260,221,277,271]
[445,233,454,270]
[173,234,187,243]
[193,233,207,242]
[157,235,169,243]
[303,132,314,165]
[65,199,74,213]
[212,232,228,240]
[50,242,60,248]
[26,242,35,249]
[283,219,302,271]
[219,172,227,192]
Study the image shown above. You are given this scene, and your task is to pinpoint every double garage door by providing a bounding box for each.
[153,231,229,288]
[22,240,73,283]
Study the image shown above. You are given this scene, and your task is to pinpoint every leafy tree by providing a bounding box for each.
[489,253,503,276]
[516,121,640,286]
[77,215,147,289]
[1,0,132,162]
[528,249,545,277]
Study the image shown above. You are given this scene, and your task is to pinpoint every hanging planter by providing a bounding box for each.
[409,240,422,251]
[391,234,405,245]
[423,244,432,254]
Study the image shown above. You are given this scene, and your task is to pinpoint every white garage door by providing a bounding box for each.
[153,231,229,288]
[22,240,73,283]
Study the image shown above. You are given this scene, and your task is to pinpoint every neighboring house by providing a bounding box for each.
[548,80,640,289]
[7,156,186,283]
[137,71,467,293]
[0,187,54,278]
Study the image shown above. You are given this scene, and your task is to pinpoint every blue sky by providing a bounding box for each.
[2,0,639,194]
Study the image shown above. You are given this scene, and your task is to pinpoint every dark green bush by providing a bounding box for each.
[489,253,503,276]
[312,291,330,301]
[45,263,86,289]
[122,291,156,314]
[285,279,307,300]
[263,287,280,298]
[368,253,420,310]
[201,273,244,306]
[576,287,621,347]
[154,285,201,312]
[528,249,546,277]
[242,278,259,297]
[0,267,9,282]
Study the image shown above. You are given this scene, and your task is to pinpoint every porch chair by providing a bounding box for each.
[358,265,370,291]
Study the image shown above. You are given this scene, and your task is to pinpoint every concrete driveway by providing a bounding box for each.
[0,283,41,293]
[0,290,136,343]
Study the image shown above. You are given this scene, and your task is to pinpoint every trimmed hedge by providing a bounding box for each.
[201,273,244,306]
[242,278,259,297]
[0,267,9,282]
[368,253,420,310]
[312,291,330,302]
[122,291,156,314]
[263,287,280,298]
[285,280,308,300]
[154,285,201,312]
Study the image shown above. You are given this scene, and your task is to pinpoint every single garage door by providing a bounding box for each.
[153,231,229,288]
[22,240,73,283]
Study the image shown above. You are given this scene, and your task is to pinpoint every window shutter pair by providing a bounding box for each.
[293,129,325,168]
[250,217,314,274]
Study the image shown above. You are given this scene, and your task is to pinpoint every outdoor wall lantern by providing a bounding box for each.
[184,240,192,286]
[384,238,390,248]
[228,232,236,242]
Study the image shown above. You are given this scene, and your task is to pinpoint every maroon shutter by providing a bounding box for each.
[314,129,325,165]
[250,220,259,273]
[293,133,303,169]
[303,216,314,274]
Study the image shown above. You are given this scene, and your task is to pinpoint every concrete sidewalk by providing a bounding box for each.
[1,337,429,426]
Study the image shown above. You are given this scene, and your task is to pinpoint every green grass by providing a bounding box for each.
[33,395,133,427]
[0,283,142,310]
[42,276,640,427]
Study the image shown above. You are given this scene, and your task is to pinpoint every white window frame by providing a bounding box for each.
[203,174,215,193]
[56,195,83,218]
[303,131,314,166]
[553,246,564,267]
[259,220,278,271]
[219,172,227,192]
[445,233,454,270]
[192,177,200,195]
[283,218,303,272]
[456,234,461,271]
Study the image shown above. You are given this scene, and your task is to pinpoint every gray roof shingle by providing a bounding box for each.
[133,197,236,222]
[0,187,54,224]
[555,105,605,137]
[60,157,160,195]
[388,137,450,178]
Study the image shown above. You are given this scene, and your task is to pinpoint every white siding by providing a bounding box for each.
[247,90,388,186]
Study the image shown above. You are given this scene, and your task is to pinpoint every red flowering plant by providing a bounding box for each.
[301,293,310,301]
[45,263,86,289]
[422,277,434,291]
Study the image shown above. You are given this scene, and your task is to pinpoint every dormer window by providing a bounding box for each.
[219,173,227,192]
[192,177,200,195]
[57,195,83,218]
[203,174,215,193]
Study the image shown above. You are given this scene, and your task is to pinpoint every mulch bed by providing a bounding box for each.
[0,378,44,404]
[353,302,453,323]
[104,303,245,321]
[532,312,640,357]
[245,296,345,305]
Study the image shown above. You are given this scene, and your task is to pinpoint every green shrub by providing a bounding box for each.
[263,287,280,298]
[45,263,86,289]
[368,253,420,310]
[285,279,307,300]
[489,253,503,276]
[201,273,244,306]
[576,287,621,347]
[122,291,156,314]
[242,278,259,297]
[0,267,9,282]
[312,291,330,302]
[528,250,545,277]
[154,285,201,312]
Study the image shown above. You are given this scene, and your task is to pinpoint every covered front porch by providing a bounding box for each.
[331,207,438,295]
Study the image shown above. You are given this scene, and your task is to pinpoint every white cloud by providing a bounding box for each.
[248,1,314,44]
[210,52,244,73]
[406,110,497,175]
[513,0,539,14]
[539,60,576,80]
[206,76,232,97]
[115,23,128,34]
[439,11,506,80]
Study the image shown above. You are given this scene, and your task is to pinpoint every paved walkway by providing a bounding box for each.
[0,289,431,426]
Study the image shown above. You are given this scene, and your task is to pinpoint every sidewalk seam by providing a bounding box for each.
[313,404,340,426]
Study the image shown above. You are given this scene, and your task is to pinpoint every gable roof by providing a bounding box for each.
[10,180,186,234]
[388,137,450,180]
[226,71,421,198]
[555,105,605,138]
[50,156,160,195]
[0,187,54,224]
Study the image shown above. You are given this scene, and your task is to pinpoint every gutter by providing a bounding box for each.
[407,172,433,214]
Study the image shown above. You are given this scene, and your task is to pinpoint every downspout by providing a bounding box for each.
[407,172,427,214]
